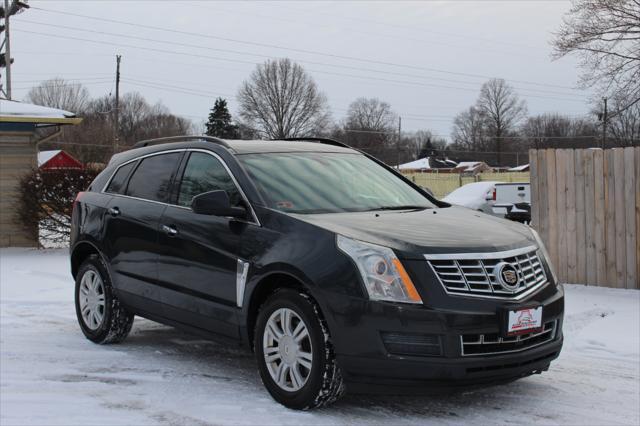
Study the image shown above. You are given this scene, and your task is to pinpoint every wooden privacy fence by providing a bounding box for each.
[530,148,639,289]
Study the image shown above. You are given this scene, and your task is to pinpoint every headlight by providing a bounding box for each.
[337,235,422,304]
[530,228,559,285]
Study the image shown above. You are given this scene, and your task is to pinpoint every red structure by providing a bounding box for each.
[37,150,83,170]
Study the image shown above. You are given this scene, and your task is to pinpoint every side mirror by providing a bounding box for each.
[191,190,247,219]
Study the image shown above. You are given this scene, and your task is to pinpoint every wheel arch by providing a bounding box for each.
[244,270,325,351]
[70,240,104,279]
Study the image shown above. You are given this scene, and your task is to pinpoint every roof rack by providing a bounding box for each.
[282,137,351,149]
[132,135,231,149]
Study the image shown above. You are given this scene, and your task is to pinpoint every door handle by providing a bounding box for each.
[108,207,120,216]
[162,225,178,236]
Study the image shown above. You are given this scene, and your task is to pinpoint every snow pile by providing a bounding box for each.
[1,248,639,425]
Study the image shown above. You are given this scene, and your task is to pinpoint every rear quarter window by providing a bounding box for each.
[105,161,136,194]
[125,153,182,202]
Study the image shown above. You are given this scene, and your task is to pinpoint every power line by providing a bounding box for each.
[192,4,534,59]
[285,2,540,51]
[12,76,114,83]
[30,6,584,91]
[18,20,585,99]
[15,29,588,104]
[343,128,605,139]
[122,78,233,98]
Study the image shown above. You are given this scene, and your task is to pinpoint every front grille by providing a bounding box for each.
[425,246,547,300]
[461,320,557,356]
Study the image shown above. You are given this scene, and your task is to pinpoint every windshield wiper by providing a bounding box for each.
[368,205,430,211]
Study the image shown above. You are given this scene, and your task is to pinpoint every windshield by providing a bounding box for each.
[239,152,436,214]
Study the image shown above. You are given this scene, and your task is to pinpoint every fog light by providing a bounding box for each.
[381,332,442,356]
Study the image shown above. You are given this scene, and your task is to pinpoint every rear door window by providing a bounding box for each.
[177,152,242,207]
[105,161,136,194]
[125,153,182,202]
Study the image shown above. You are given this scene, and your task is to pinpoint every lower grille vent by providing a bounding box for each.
[461,321,556,356]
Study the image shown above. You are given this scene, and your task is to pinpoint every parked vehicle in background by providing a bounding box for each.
[443,181,531,224]
[442,181,500,216]
[70,136,563,410]
[492,182,531,224]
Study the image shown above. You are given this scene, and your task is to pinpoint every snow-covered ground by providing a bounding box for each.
[1,248,639,425]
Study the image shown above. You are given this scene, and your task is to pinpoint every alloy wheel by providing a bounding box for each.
[262,307,313,392]
[78,270,106,330]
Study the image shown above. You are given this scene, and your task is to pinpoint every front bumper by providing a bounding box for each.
[339,337,562,393]
[320,277,564,393]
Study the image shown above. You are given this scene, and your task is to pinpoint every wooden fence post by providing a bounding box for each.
[593,150,606,285]
[623,147,637,289]
[555,149,568,283]
[565,150,577,284]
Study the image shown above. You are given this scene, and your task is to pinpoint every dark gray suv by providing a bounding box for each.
[70,136,564,409]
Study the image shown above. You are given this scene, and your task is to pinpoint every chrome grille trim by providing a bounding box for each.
[425,246,548,300]
[460,321,557,356]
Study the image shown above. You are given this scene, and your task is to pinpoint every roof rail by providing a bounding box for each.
[132,135,231,149]
[282,137,351,149]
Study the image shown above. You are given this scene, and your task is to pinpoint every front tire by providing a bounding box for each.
[75,254,134,344]
[254,289,345,410]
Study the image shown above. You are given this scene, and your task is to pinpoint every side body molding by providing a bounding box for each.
[236,259,250,307]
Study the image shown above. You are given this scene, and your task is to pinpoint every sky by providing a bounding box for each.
[8,0,593,140]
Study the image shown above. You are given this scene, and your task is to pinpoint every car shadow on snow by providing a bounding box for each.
[103,319,549,422]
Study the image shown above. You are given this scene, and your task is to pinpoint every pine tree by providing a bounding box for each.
[205,98,239,138]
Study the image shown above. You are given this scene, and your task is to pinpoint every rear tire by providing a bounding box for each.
[254,289,345,409]
[75,254,134,344]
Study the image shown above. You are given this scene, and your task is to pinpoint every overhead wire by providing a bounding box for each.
[15,29,588,103]
[30,6,584,91]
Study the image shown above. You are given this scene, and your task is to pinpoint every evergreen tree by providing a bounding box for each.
[205,98,239,138]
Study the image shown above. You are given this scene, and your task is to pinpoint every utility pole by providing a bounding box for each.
[3,0,11,99]
[601,97,608,149]
[396,116,401,169]
[1,1,29,98]
[113,54,121,154]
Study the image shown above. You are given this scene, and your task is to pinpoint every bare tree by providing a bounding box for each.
[476,78,527,165]
[409,130,447,159]
[40,92,192,164]
[25,77,90,113]
[450,106,492,152]
[553,0,640,111]
[608,95,640,145]
[521,113,599,149]
[237,58,330,139]
[343,97,397,163]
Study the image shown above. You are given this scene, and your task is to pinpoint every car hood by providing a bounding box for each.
[290,206,536,259]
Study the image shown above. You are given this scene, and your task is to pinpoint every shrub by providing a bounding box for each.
[17,167,102,246]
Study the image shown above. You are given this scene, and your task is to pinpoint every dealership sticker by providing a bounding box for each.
[507,307,543,335]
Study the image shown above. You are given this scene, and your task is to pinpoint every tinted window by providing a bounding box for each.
[239,152,435,214]
[125,153,181,202]
[105,161,136,194]
[177,152,242,207]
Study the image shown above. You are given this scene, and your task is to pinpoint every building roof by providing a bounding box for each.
[37,150,62,167]
[398,157,457,170]
[0,99,82,125]
[451,161,493,174]
[38,150,84,169]
[508,164,530,171]
[399,157,431,170]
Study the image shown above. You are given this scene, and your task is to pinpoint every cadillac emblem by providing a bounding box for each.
[494,262,520,291]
